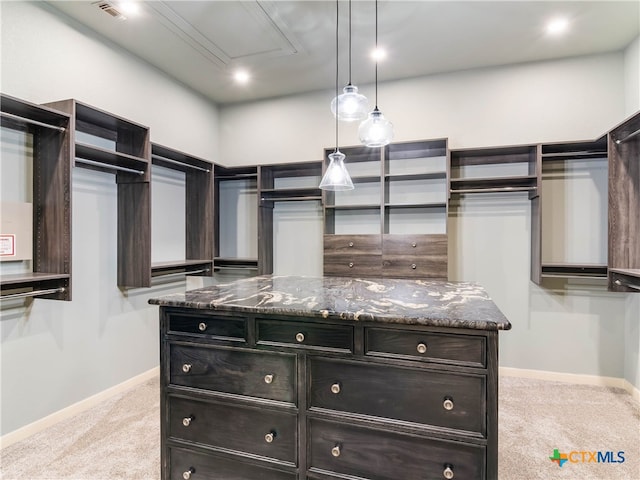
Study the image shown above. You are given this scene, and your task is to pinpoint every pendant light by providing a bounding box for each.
[359,0,394,147]
[330,0,368,122]
[320,0,354,191]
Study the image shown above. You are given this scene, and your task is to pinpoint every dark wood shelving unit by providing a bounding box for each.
[258,161,323,274]
[323,139,449,280]
[44,98,152,289]
[214,165,259,274]
[531,137,608,284]
[151,143,214,280]
[1,94,71,301]
[608,111,640,292]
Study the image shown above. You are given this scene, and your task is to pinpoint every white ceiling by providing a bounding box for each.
[48,1,640,105]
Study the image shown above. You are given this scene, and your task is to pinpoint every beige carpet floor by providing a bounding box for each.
[1,375,639,480]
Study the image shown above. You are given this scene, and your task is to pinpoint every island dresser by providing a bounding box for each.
[149,275,511,480]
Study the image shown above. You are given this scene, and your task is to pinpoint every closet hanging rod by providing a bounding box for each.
[541,150,607,158]
[614,279,640,291]
[214,266,259,271]
[451,186,536,194]
[615,128,640,144]
[151,154,211,173]
[153,269,209,279]
[261,196,322,202]
[0,112,66,132]
[75,158,145,175]
[1,287,65,300]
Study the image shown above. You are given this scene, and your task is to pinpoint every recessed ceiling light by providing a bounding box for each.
[234,70,250,84]
[371,47,387,62]
[546,17,569,35]
[118,2,140,16]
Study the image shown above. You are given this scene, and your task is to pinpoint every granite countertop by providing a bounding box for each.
[149,275,511,331]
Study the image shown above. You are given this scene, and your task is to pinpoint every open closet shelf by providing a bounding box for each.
[384,202,446,209]
[214,257,258,270]
[151,260,213,278]
[260,187,322,201]
[75,142,147,171]
[450,175,537,193]
[541,263,608,279]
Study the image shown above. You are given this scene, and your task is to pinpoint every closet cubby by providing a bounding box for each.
[531,137,609,283]
[608,111,640,292]
[258,161,322,274]
[449,145,539,197]
[150,143,214,280]
[214,165,258,274]
[0,94,71,301]
[44,99,151,288]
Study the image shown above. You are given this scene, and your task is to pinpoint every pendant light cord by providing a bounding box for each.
[374,0,378,109]
[348,0,352,86]
[335,0,339,151]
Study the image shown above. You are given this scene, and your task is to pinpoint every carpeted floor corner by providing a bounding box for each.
[1,375,639,479]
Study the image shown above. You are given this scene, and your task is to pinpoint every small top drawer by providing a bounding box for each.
[324,234,381,255]
[168,314,246,341]
[382,234,447,256]
[170,344,296,404]
[366,328,486,367]
[257,319,353,353]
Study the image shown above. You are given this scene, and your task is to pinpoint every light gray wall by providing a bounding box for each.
[625,36,640,114]
[0,2,219,436]
[219,52,625,166]
[220,51,640,387]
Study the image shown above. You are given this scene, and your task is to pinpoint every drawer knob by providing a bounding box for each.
[264,432,276,443]
[182,363,192,373]
[348,241,354,247]
[182,415,194,427]
[331,383,341,394]
[198,322,207,332]
[348,262,354,268]
[412,242,417,248]
[417,343,427,354]
[183,467,195,480]
[411,263,417,269]
[264,374,274,384]
[443,465,454,479]
[331,445,341,457]
[295,332,305,343]
[443,397,454,411]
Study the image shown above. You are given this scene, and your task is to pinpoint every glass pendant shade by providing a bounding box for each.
[331,85,369,122]
[359,107,394,147]
[319,150,354,191]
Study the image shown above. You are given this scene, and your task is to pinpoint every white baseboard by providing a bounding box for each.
[499,366,640,403]
[0,366,159,450]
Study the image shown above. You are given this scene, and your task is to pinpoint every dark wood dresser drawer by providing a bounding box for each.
[308,418,485,480]
[170,344,296,403]
[324,254,382,277]
[324,234,381,255]
[169,396,297,463]
[169,446,296,480]
[308,358,486,436]
[381,255,447,278]
[365,328,486,367]
[257,319,353,352]
[168,313,246,341]
[382,234,447,256]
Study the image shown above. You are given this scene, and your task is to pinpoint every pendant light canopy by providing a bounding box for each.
[331,0,368,123]
[359,0,393,147]
[320,0,354,191]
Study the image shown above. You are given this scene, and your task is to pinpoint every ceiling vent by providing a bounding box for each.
[93,1,127,20]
